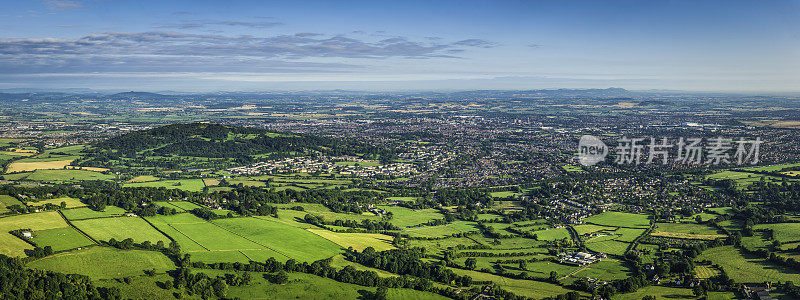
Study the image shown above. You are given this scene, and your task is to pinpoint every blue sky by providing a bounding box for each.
[1,0,798,92]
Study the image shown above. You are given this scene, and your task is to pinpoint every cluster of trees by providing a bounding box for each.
[189,208,236,220]
[345,247,473,287]
[83,123,398,167]
[171,268,230,299]
[0,254,121,299]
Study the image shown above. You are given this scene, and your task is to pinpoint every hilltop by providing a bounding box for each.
[78,123,390,169]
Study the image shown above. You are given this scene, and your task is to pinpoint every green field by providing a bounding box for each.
[0,211,69,256]
[24,169,114,183]
[584,212,650,228]
[572,259,631,280]
[379,205,443,227]
[402,221,479,238]
[27,246,176,279]
[213,217,343,261]
[698,246,800,283]
[753,223,800,243]
[0,194,23,212]
[530,227,571,241]
[123,179,206,192]
[31,227,95,251]
[655,222,722,235]
[61,206,127,220]
[573,224,616,235]
[72,217,171,244]
[585,240,630,256]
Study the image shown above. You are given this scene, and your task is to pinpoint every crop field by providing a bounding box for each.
[128,175,160,182]
[72,217,171,244]
[27,246,176,279]
[6,159,74,173]
[0,211,69,256]
[584,212,650,228]
[123,179,206,192]
[574,224,616,235]
[695,265,721,279]
[530,227,570,241]
[169,221,263,251]
[698,246,800,283]
[379,205,443,227]
[31,227,94,251]
[489,191,522,198]
[163,201,204,211]
[655,222,722,235]
[307,229,395,251]
[753,223,800,243]
[24,169,114,183]
[61,206,127,220]
[573,259,631,280]
[586,240,630,256]
[27,197,85,208]
[213,217,343,261]
[402,221,479,238]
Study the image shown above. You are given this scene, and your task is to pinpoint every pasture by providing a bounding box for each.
[31,227,94,251]
[0,211,69,256]
[379,205,443,227]
[698,246,800,283]
[584,212,650,228]
[402,221,479,238]
[530,227,571,241]
[753,223,800,243]
[585,240,630,256]
[61,206,127,220]
[24,169,113,183]
[123,179,206,192]
[0,194,23,212]
[213,217,343,261]
[27,246,176,279]
[72,217,170,244]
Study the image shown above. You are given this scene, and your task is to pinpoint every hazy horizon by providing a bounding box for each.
[2,0,799,92]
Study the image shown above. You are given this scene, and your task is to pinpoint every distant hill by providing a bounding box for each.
[81,123,393,166]
[108,91,168,99]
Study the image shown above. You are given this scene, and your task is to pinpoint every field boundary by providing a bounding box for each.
[57,209,99,245]
[207,219,291,259]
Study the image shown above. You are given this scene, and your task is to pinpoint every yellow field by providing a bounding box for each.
[27,197,85,208]
[651,231,725,240]
[307,229,395,251]
[0,211,69,256]
[66,166,110,172]
[6,159,74,173]
[127,175,160,183]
